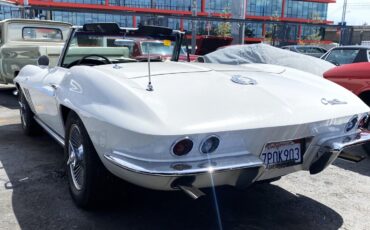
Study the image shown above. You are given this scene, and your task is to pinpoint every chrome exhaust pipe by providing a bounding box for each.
[178,185,205,200]
[13,90,18,96]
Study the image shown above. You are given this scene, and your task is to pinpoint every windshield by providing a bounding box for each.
[141,41,185,56]
[326,49,360,65]
[61,29,180,68]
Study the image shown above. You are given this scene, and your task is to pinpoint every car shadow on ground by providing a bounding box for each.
[0,86,18,110]
[334,146,370,178]
[0,123,344,230]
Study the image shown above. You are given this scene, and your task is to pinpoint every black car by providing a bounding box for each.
[281,45,327,58]
[320,46,370,66]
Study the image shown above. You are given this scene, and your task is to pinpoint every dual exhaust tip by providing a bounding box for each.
[172,177,205,200]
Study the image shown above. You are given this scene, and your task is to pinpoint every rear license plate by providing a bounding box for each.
[260,139,303,169]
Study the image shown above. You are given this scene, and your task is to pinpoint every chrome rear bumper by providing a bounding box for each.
[102,130,370,190]
[310,130,370,174]
[103,153,265,190]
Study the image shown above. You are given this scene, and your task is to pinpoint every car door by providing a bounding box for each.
[31,67,68,136]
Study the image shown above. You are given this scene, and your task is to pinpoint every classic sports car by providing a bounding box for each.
[199,44,335,76]
[324,62,370,105]
[14,23,370,208]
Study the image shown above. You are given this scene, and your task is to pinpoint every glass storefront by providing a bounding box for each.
[0,5,21,20]
[285,0,327,20]
[0,0,331,44]
[205,0,230,13]
[52,11,135,27]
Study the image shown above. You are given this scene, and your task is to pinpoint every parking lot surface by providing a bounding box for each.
[0,86,370,230]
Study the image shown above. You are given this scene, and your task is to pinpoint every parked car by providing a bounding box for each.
[321,46,370,66]
[14,23,370,208]
[114,37,198,61]
[200,44,335,76]
[0,19,71,84]
[194,35,233,55]
[324,62,370,105]
[281,45,327,58]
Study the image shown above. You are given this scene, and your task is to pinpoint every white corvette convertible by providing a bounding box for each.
[14,23,370,208]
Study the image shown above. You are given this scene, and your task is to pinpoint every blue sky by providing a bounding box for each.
[328,0,370,25]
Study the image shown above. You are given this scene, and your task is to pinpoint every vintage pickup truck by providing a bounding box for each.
[0,19,71,84]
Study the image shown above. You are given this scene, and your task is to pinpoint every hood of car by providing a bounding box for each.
[95,62,286,79]
[85,62,369,134]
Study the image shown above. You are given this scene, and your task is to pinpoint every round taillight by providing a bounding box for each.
[171,138,193,156]
[345,115,358,132]
[200,136,220,154]
[358,114,369,129]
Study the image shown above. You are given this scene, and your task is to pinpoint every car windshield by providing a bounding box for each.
[61,27,180,68]
[326,49,360,65]
[140,41,185,56]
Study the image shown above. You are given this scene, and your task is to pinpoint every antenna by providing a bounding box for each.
[146,42,153,91]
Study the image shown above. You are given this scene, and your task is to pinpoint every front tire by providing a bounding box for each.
[18,91,40,136]
[65,112,109,208]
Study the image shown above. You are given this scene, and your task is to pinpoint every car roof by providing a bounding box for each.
[1,18,72,27]
[331,46,370,50]
[282,45,322,48]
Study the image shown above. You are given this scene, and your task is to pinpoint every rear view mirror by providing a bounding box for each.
[38,55,49,67]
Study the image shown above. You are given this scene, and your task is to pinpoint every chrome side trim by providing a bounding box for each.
[34,116,65,146]
[104,153,264,177]
[323,129,370,154]
[309,129,370,174]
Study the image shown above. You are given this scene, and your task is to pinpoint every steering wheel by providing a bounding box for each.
[77,54,112,65]
[67,54,112,68]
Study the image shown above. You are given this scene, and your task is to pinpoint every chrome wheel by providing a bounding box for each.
[67,125,85,191]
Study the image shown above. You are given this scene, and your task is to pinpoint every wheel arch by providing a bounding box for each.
[60,104,74,126]
[15,82,20,91]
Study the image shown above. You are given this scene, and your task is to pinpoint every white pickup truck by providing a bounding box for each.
[0,19,71,84]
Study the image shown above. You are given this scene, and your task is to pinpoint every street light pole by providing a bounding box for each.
[339,0,347,45]
[231,0,246,44]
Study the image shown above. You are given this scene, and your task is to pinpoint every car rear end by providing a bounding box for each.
[100,113,370,193]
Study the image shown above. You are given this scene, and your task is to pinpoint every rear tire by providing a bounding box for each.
[18,91,41,136]
[65,112,111,209]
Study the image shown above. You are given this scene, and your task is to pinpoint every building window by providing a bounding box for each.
[0,6,21,20]
[247,0,282,17]
[52,11,134,27]
[285,0,328,20]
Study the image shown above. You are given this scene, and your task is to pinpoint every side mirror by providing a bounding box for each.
[38,55,49,67]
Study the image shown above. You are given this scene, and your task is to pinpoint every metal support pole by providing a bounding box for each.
[191,0,197,54]
[231,0,246,44]
[339,0,347,45]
